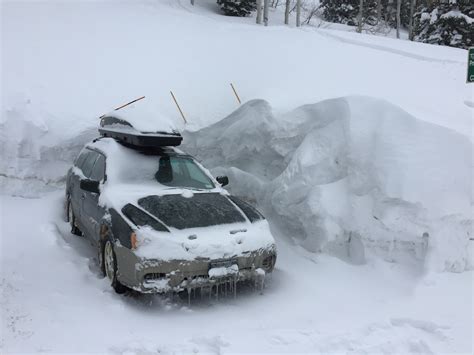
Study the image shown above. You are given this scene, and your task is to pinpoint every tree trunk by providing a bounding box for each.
[264,0,269,26]
[284,0,290,25]
[296,0,301,27]
[408,0,416,40]
[257,0,263,24]
[376,0,382,24]
[357,0,364,33]
[396,0,401,38]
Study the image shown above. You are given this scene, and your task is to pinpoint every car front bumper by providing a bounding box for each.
[114,245,277,294]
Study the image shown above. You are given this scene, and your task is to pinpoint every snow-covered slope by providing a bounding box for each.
[1,0,473,353]
[2,0,471,191]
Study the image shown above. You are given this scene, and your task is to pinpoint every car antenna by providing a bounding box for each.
[99,96,146,118]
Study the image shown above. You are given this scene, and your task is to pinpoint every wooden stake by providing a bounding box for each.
[170,91,187,124]
[230,83,241,104]
[100,95,145,118]
[114,96,145,111]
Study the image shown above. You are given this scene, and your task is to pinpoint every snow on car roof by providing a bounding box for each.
[102,99,183,133]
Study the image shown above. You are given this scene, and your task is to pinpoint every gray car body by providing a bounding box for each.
[65,138,276,293]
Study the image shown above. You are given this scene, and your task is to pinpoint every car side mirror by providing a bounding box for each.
[216,176,229,187]
[80,179,100,194]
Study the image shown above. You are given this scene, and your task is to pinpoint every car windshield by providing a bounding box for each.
[155,156,215,190]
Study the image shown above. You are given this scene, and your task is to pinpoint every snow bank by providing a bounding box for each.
[0,97,182,196]
[2,95,470,272]
[0,97,97,196]
[183,98,473,272]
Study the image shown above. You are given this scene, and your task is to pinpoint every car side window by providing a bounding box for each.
[90,154,105,182]
[74,150,89,170]
[185,159,214,187]
[81,151,99,178]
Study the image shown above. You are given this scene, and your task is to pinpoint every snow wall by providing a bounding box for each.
[1,96,472,272]
[183,98,473,273]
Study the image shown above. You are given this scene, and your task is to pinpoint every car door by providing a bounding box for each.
[82,151,106,244]
[69,149,92,225]
[77,150,99,237]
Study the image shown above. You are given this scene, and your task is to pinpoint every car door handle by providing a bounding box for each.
[81,194,85,200]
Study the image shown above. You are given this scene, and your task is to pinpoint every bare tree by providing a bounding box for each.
[303,3,321,25]
[357,0,364,33]
[296,0,301,27]
[284,0,290,24]
[263,0,270,26]
[408,0,416,40]
[396,0,401,38]
[257,0,263,24]
[376,0,382,24]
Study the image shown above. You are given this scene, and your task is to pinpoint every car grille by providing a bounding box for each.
[144,272,167,280]
[209,258,237,269]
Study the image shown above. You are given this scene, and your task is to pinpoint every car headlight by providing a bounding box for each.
[262,254,276,271]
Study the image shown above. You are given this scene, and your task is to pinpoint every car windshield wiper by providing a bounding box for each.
[161,186,209,192]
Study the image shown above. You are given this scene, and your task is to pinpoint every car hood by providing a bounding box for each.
[137,193,248,230]
[133,193,274,261]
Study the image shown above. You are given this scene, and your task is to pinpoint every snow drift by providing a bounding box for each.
[183,98,473,272]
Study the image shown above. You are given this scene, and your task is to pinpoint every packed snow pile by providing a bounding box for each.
[0,98,183,196]
[183,98,473,273]
[0,97,97,196]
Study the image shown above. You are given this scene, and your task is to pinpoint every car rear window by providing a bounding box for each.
[138,193,246,230]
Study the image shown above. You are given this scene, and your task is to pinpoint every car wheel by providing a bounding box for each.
[103,239,128,294]
[67,198,82,236]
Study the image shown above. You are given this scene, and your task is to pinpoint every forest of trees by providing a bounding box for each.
[214,0,473,49]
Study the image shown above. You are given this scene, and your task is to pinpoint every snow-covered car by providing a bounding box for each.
[65,116,276,294]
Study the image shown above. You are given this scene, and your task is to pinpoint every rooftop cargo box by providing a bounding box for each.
[99,115,183,147]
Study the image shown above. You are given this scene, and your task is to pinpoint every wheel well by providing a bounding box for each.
[100,224,109,240]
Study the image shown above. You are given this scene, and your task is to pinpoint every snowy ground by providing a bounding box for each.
[1,0,473,353]
[1,192,472,353]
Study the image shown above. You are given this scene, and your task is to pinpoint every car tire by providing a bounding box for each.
[103,238,128,294]
[98,239,106,277]
[67,197,82,236]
